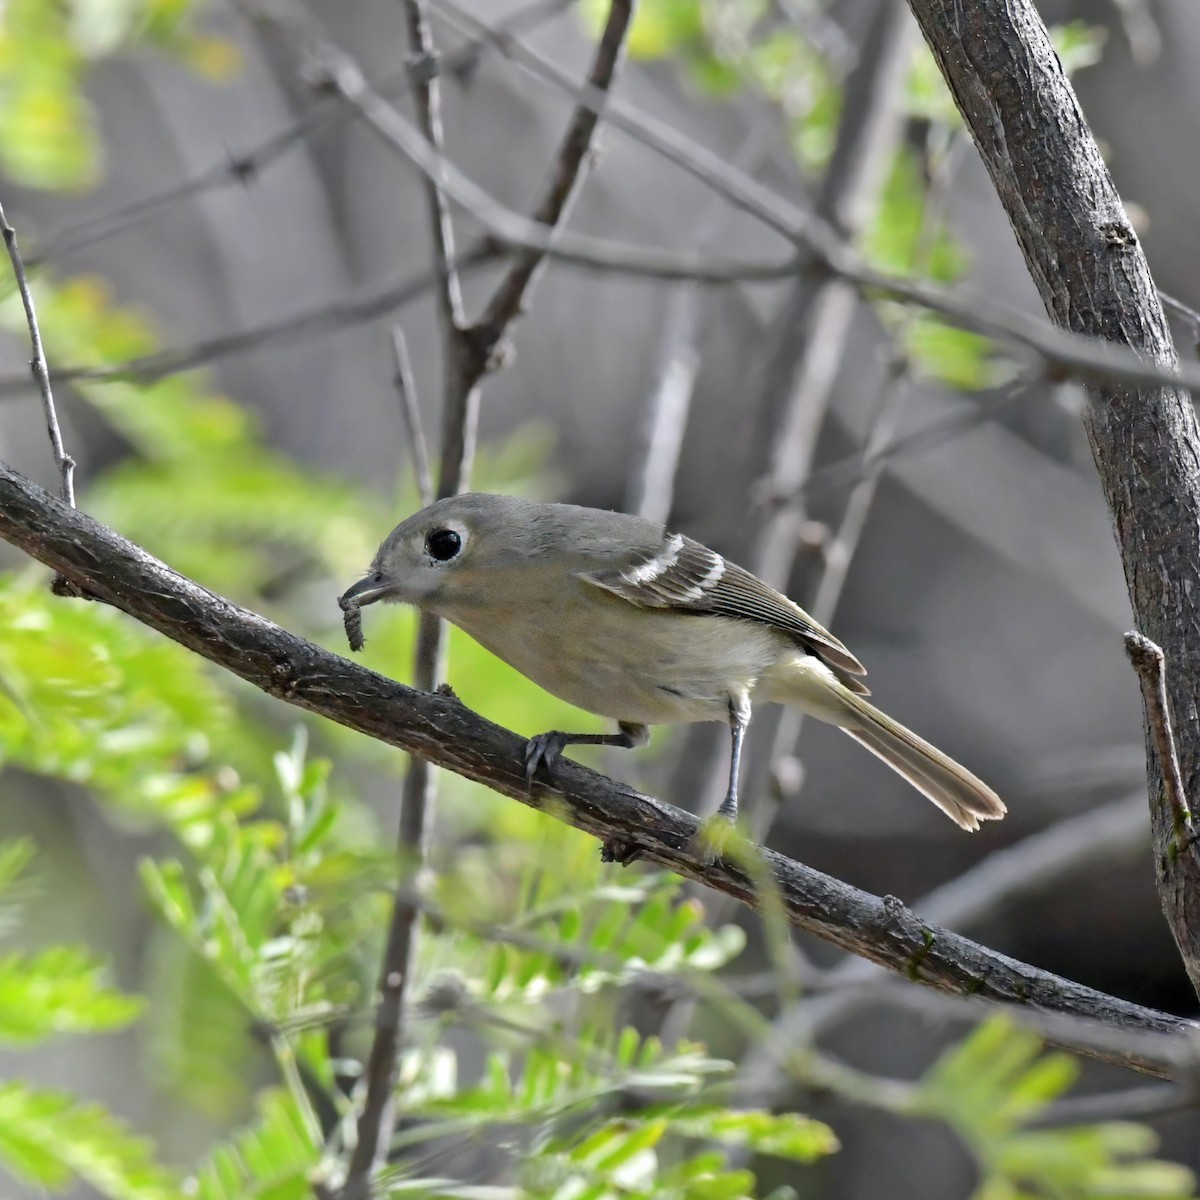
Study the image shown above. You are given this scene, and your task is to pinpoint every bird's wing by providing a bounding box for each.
[577,531,868,684]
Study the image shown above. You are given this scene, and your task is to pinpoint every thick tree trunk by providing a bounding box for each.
[907,0,1200,994]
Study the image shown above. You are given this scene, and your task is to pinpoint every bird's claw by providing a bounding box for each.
[524,731,567,787]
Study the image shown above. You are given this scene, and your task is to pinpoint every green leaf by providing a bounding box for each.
[903,314,1003,391]
[0,575,265,836]
[670,1107,838,1163]
[142,929,262,1117]
[0,0,98,188]
[190,1089,317,1200]
[0,1081,179,1199]
[918,1018,1195,1199]
[0,946,142,1044]
[862,148,969,282]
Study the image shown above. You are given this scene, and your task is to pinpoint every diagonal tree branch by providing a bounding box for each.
[0,460,1189,1077]
[736,795,1153,1099]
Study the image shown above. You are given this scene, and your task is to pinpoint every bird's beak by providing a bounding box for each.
[338,573,393,609]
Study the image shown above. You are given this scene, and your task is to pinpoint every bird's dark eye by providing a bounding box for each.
[426,529,462,562]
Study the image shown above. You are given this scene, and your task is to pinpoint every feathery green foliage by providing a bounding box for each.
[190,1089,317,1200]
[917,1017,1194,1199]
[0,1082,181,1200]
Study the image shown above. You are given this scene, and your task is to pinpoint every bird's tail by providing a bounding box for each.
[763,657,1005,830]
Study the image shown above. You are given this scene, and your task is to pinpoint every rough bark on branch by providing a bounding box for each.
[0,460,1189,1076]
[907,0,1200,998]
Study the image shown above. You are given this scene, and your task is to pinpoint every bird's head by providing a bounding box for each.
[338,493,554,619]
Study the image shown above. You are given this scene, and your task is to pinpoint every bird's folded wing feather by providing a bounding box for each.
[577,531,868,683]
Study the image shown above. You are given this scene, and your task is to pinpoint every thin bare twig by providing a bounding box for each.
[0,199,81,600]
[6,233,1196,401]
[31,114,339,268]
[1160,290,1200,358]
[474,0,633,352]
[432,0,808,244]
[787,370,1036,503]
[390,328,433,507]
[0,201,75,508]
[752,355,919,824]
[749,0,917,588]
[405,1,467,341]
[771,0,858,74]
[1125,631,1194,848]
[313,54,805,289]
[743,977,1197,1110]
[357,616,441,1197]
[809,132,972,623]
[6,206,1200,404]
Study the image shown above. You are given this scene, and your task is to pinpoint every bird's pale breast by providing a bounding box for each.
[441,580,789,726]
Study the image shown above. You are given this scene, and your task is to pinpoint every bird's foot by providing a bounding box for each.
[524,730,569,786]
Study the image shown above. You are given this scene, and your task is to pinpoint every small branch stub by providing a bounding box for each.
[1125,631,1194,849]
[390,326,433,508]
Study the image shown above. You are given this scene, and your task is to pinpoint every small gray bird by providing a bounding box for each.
[340,493,1005,831]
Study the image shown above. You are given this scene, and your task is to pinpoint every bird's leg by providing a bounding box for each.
[716,693,751,822]
[525,720,649,785]
[687,694,752,867]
